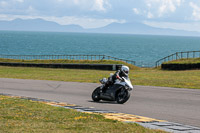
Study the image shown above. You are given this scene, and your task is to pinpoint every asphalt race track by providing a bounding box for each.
[0,78,200,128]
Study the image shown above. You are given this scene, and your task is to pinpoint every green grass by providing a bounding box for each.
[0,58,126,64]
[0,66,200,89]
[0,58,138,70]
[0,95,165,133]
[133,68,200,89]
[0,58,200,89]
[163,58,200,64]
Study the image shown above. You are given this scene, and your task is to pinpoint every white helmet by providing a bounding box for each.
[121,66,129,76]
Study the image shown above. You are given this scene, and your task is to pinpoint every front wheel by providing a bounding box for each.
[116,89,130,104]
[92,87,101,102]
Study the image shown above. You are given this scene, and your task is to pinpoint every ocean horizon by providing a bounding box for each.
[1,31,200,67]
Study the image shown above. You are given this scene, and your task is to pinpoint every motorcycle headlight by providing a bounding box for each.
[125,85,129,89]
[125,85,132,91]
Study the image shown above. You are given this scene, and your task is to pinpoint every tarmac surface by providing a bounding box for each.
[0,78,200,128]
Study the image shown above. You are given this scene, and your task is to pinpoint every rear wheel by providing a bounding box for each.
[92,87,101,102]
[116,88,130,104]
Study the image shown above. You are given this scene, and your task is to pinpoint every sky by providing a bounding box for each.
[0,0,200,32]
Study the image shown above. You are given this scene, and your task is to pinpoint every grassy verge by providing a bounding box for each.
[0,58,138,70]
[0,66,200,89]
[133,68,200,89]
[0,95,165,133]
[163,58,200,64]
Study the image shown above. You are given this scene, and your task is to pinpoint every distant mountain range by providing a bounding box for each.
[0,18,84,32]
[0,18,199,36]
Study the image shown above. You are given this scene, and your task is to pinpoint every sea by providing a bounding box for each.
[0,31,200,67]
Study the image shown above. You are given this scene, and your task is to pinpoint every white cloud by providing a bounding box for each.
[145,0,183,17]
[68,0,111,12]
[56,0,64,2]
[190,2,200,21]
[44,16,124,28]
[0,0,114,29]
[26,6,38,15]
[92,0,106,11]
[133,8,140,15]
[158,0,176,16]
[91,0,111,12]
[73,0,79,5]
[0,1,8,7]
[0,14,125,29]
[147,12,154,18]
[14,0,24,3]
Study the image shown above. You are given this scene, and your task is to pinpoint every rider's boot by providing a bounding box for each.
[101,81,110,93]
[102,86,107,93]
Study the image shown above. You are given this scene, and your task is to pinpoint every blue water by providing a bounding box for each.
[0,31,200,66]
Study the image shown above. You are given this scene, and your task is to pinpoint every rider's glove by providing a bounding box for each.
[116,75,122,80]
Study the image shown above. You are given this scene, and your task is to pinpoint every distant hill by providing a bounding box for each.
[0,18,84,32]
[0,18,199,36]
[89,22,200,36]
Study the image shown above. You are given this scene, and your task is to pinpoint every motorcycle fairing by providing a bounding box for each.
[100,83,124,101]
[114,78,133,90]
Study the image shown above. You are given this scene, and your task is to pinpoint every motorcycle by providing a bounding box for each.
[92,76,133,104]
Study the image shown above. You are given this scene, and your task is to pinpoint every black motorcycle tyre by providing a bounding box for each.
[116,88,130,104]
[92,87,101,102]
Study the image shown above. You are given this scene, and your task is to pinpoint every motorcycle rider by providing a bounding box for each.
[101,65,130,93]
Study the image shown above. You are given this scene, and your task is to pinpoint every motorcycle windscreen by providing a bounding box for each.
[123,77,133,89]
